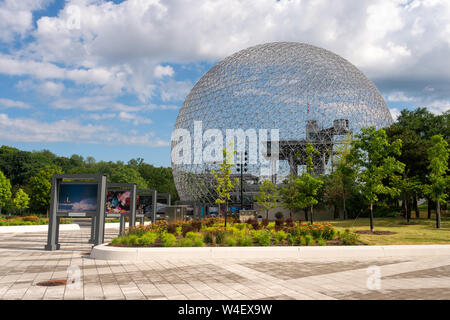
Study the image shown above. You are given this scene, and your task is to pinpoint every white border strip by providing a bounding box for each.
[90,244,450,261]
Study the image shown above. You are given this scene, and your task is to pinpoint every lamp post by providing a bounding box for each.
[236,151,248,210]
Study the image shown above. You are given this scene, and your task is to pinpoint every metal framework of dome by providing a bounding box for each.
[172,42,393,205]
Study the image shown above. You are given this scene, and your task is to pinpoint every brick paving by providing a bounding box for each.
[0,226,450,300]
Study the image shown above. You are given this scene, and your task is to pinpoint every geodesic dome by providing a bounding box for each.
[172,42,392,204]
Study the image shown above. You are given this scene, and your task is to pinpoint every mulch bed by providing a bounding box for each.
[356,230,396,235]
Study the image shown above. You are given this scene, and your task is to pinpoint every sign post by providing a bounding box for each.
[105,183,137,235]
[45,174,107,251]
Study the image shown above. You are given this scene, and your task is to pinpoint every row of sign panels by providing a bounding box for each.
[57,183,169,218]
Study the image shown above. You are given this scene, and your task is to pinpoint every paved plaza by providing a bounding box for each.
[0,226,450,300]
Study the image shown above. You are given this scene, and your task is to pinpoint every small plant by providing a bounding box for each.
[177,238,193,247]
[237,235,253,246]
[304,235,312,246]
[285,217,294,228]
[274,230,287,245]
[167,223,177,234]
[316,239,326,246]
[286,234,295,246]
[261,218,269,228]
[225,236,236,246]
[161,233,177,247]
[275,212,284,220]
[137,232,158,246]
[274,218,284,231]
[341,229,359,245]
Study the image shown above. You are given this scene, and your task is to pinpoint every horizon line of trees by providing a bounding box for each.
[0,148,179,216]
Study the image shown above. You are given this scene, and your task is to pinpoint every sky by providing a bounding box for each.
[0,0,449,167]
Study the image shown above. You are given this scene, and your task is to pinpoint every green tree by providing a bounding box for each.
[109,165,148,189]
[324,135,356,219]
[349,127,405,232]
[255,179,279,219]
[423,135,449,229]
[294,172,323,224]
[29,165,63,215]
[13,188,30,214]
[211,144,239,227]
[293,143,324,223]
[280,175,298,218]
[0,169,12,213]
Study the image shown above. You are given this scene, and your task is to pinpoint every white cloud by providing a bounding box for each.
[118,111,152,125]
[389,108,401,121]
[0,113,168,146]
[386,91,414,102]
[0,98,32,109]
[1,0,450,113]
[154,65,174,78]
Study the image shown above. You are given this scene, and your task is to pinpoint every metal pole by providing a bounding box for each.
[94,175,106,245]
[45,176,60,251]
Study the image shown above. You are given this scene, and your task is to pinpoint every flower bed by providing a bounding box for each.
[0,215,72,226]
[110,218,362,247]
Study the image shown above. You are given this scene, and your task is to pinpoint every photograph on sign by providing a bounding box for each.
[106,190,131,214]
[136,195,152,215]
[58,184,98,213]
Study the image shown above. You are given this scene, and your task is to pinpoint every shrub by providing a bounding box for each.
[185,232,203,241]
[193,238,205,247]
[167,223,177,234]
[304,235,312,246]
[122,235,139,246]
[214,229,226,244]
[341,229,359,245]
[177,238,193,247]
[161,233,177,247]
[252,230,271,246]
[274,230,287,245]
[286,234,295,246]
[137,232,158,246]
[275,218,284,231]
[237,235,253,246]
[191,220,202,231]
[203,232,213,244]
[316,239,326,246]
[225,236,236,246]
[261,218,269,227]
[23,216,40,223]
[181,223,194,236]
[247,218,260,230]
[275,212,284,220]
[285,217,294,228]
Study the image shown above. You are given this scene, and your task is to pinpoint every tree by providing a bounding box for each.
[211,145,239,228]
[255,179,279,219]
[349,127,405,232]
[423,135,449,229]
[280,175,298,218]
[109,165,148,189]
[294,172,323,224]
[0,169,12,214]
[29,165,63,215]
[294,143,324,223]
[13,188,29,214]
[324,135,356,219]
[394,175,422,223]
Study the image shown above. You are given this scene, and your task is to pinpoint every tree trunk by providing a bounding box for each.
[224,202,228,228]
[405,196,410,223]
[436,200,441,229]
[427,198,432,219]
[414,195,420,219]
[310,205,314,224]
[304,208,309,222]
[343,197,347,220]
[370,202,374,233]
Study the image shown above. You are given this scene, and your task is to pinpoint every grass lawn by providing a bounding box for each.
[329,215,450,245]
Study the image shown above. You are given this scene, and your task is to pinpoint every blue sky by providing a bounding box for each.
[0,0,449,167]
